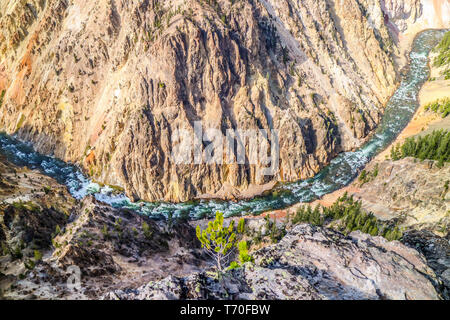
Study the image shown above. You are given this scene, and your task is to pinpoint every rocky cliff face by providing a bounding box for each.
[0,0,448,202]
[350,158,449,297]
[353,158,449,234]
[0,164,206,299]
[0,154,445,299]
[381,0,450,65]
[403,230,450,299]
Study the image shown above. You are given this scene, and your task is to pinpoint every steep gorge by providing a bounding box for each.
[0,0,448,202]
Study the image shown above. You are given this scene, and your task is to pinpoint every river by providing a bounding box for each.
[0,29,447,219]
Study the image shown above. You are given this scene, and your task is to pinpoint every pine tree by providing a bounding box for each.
[196,211,238,272]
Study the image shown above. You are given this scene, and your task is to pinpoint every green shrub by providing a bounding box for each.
[11,246,23,260]
[237,218,245,234]
[359,169,367,183]
[142,221,153,239]
[43,186,51,194]
[227,241,254,271]
[391,130,450,166]
[114,218,123,233]
[102,224,109,239]
[262,215,287,243]
[11,201,40,212]
[292,205,324,226]
[444,180,449,199]
[24,259,35,270]
[33,250,42,262]
[424,98,450,118]
[358,164,379,186]
[52,225,61,239]
[433,31,450,68]
[444,69,450,80]
[0,90,5,108]
[292,193,402,241]
[383,227,403,241]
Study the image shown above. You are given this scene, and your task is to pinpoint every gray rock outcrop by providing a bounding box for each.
[104,224,441,300]
[1,0,447,202]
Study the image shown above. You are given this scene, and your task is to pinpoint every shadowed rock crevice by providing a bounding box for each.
[3,0,444,202]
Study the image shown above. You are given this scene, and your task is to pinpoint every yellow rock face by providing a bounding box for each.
[0,0,448,202]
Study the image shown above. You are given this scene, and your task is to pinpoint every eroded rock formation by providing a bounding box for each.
[0,153,445,300]
[103,224,441,300]
[353,158,449,233]
[0,0,448,202]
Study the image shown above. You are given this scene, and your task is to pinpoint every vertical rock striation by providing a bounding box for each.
[0,0,448,202]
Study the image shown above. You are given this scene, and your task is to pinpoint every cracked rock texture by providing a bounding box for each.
[0,0,448,202]
[0,193,207,299]
[353,158,449,234]
[403,230,450,300]
[103,224,441,300]
[0,152,445,300]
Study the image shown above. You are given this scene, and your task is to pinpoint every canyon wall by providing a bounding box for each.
[0,0,448,202]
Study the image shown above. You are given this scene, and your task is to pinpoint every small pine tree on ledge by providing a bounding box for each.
[196,212,237,272]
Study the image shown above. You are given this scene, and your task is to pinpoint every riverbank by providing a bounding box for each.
[0,30,446,220]
[258,30,450,227]
[377,49,450,160]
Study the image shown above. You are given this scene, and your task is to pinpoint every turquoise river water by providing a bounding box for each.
[0,29,446,219]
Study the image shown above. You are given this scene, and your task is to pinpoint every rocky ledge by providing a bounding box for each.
[0,158,207,299]
[103,224,441,300]
[1,0,448,202]
[353,158,449,233]
[0,154,446,300]
[403,230,450,300]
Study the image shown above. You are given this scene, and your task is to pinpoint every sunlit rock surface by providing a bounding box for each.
[1,0,447,202]
[103,224,441,300]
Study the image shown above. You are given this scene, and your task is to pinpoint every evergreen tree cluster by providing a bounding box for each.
[358,164,379,186]
[263,215,287,244]
[424,98,450,118]
[433,31,450,69]
[292,193,403,241]
[390,130,450,167]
